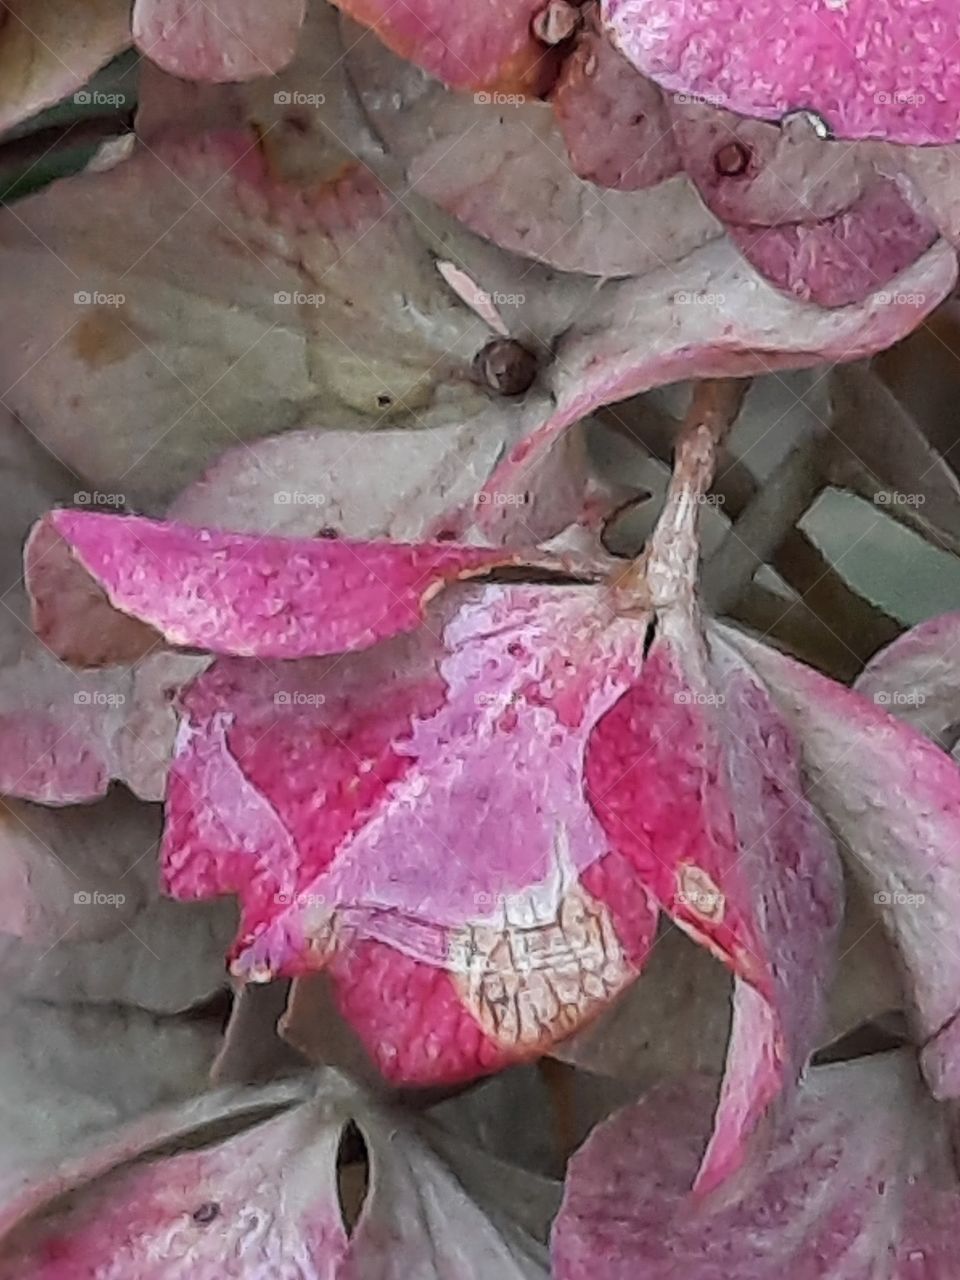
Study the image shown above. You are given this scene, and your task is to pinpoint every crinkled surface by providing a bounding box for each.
[29,510,539,662]
[604,0,960,144]
[552,1050,958,1278]
[586,623,842,1190]
[133,0,306,80]
[162,584,660,1083]
[0,1073,553,1278]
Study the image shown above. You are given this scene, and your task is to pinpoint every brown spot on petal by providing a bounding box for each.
[677,864,726,922]
[714,142,751,178]
[451,880,633,1051]
[70,306,140,369]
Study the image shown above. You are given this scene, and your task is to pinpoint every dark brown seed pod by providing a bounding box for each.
[473,338,538,396]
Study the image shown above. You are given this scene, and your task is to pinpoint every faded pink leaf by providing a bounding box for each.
[0,0,129,135]
[553,1050,956,1278]
[0,1074,553,1278]
[722,623,960,1101]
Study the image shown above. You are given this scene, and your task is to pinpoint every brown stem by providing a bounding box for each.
[610,379,749,610]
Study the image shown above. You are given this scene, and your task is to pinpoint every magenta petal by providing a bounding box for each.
[553,1050,957,1278]
[604,0,960,144]
[585,628,842,1191]
[161,584,659,1084]
[133,0,306,80]
[29,510,526,662]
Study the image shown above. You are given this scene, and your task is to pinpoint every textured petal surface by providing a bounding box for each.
[604,0,960,144]
[585,623,842,1190]
[332,0,556,95]
[29,510,528,662]
[163,584,659,1084]
[552,1051,958,1278]
[0,1074,551,1278]
[855,613,960,748]
[133,0,305,80]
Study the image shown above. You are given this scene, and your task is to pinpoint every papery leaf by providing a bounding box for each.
[0,134,494,509]
[0,1073,552,1278]
[28,510,538,663]
[552,1050,957,1278]
[0,0,129,136]
[133,0,305,80]
[855,613,960,748]
[343,19,722,277]
[162,583,659,1084]
[721,623,960,1099]
[603,0,960,144]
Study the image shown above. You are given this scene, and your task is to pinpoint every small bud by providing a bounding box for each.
[532,0,581,45]
[474,339,538,396]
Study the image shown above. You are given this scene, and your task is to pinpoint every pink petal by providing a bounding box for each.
[585,626,842,1191]
[162,584,659,1084]
[604,0,960,144]
[553,1050,957,1278]
[722,623,960,1100]
[332,0,557,95]
[28,510,530,662]
[133,0,305,80]
[551,31,681,191]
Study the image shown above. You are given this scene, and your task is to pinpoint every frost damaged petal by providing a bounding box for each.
[27,510,536,662]
[552,1050,957,1279]
[585,623,843,1191]
[161,584,659,1085]
[604,0,960,145]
